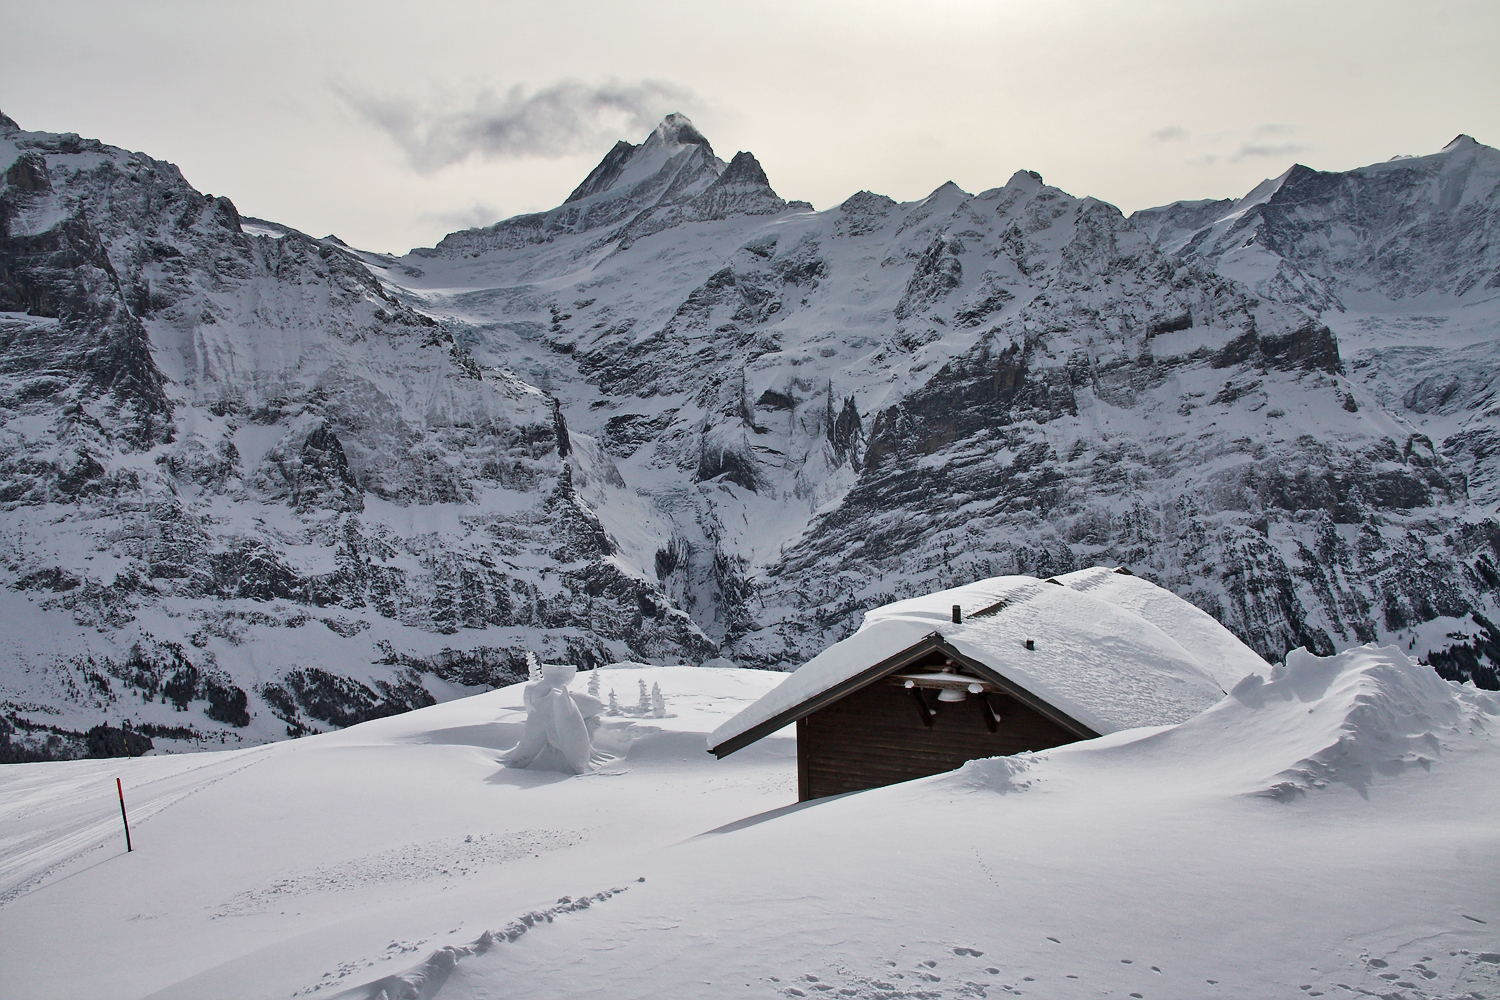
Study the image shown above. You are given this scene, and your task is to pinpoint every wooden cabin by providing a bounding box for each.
[709,571,1262,801]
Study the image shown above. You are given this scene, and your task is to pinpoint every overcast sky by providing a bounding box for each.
[4,0,1497,254]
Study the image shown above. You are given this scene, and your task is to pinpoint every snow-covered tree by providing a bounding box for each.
[650,682,666,718]
[526,651,542,683]
[636,679,651,715]
[607,689,621,715]
[587,670,600,698]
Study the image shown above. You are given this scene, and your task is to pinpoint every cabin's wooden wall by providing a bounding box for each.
[798,676,1079,801]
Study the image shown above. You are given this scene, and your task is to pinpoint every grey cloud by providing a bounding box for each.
[1149,126,1191,143]
[338,78,696,173]
[417,202,504,232]
[1233,141,1311,160]
[1252,122,1297,137]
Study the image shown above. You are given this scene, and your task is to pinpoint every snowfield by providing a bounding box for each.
[2,651,1497,1000]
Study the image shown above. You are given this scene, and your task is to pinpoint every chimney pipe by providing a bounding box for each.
[952,604,962,624]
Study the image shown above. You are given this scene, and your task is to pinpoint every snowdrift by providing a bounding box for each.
[5,647,1490,999]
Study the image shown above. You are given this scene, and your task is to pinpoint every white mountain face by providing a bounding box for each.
[1135,135,1500,503]
[2,111,1497,759]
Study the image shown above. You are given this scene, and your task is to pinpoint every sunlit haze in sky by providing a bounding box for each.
[4,0,1497,254]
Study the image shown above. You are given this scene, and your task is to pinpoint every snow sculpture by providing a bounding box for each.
[499,661,607,774]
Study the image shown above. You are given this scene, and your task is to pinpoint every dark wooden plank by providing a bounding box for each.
[796,717,810,801]
[798,676,1081,800]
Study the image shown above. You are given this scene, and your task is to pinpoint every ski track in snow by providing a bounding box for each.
[214,829,585,917]
[0,746,274,906]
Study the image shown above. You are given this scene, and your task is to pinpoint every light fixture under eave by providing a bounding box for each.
[936,687,967,703]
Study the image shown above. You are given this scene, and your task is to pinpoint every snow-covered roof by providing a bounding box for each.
[1051,567,1268,691]
[710,573,1245,755]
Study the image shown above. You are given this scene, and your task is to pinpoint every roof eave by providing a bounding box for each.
[708,631,1100,758]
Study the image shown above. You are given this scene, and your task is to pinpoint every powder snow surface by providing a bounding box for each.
[1,650,1497,1000]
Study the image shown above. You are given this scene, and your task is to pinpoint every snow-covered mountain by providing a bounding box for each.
[1134,134,1500,503]
[3,111,1499,758]
[0,112,711,759]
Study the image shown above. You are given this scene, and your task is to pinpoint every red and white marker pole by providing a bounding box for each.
[116,778,132,852]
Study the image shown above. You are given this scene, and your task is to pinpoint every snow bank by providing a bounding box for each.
[971,642,1500,801]
[1213,644,1498,799]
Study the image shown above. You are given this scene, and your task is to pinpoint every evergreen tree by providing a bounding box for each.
[607,689,621,715]
[636,679,651,715]
[650,682,666,718]
[526,651,541,683]
[587,670,600,698]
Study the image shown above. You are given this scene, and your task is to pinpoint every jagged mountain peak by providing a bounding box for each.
[716,150,770,188]
[652,112,711,150]
[1129,130,1500,319]
[561,113,721,208]
[564,139,638,203]
[0,109,18,134]
[907,180,973,215]
[424,115,803,255]
[1003,169,1044,191]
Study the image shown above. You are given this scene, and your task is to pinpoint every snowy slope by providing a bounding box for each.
[1135,135,1500,508]
[1,649,1495,999]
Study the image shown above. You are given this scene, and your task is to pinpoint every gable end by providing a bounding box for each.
[709,632,1099,759]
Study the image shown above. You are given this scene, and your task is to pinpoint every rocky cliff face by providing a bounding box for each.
[1134,136,1500,503]
[394,143,1500,689]
[3,113,1497,758]
[0,111,710,759]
